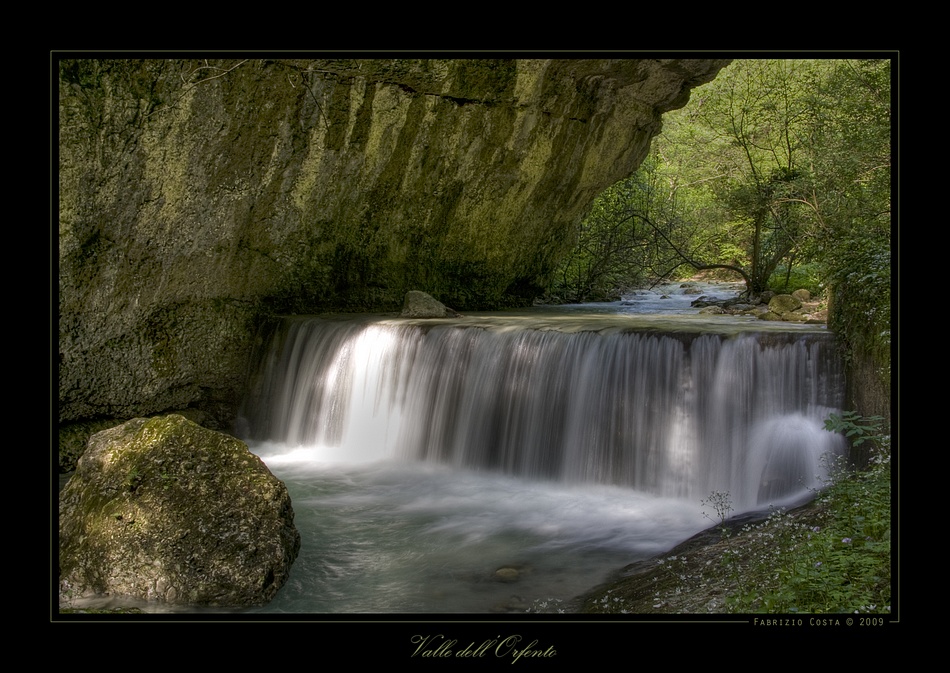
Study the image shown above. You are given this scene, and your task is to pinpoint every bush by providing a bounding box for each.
[768,263,823,296]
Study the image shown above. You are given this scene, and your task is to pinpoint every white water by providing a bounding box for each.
[241,453,709,613]
[236,285,846,614]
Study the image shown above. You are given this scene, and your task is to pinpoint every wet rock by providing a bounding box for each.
[400,291,462,318]
[494,567,522,582]
[58,59,730,425]
[493,564,531,582]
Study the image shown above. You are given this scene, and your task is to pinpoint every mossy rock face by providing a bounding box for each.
[58,58,731,425]
[59,414,300,608]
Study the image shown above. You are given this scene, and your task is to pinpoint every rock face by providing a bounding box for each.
[59,414,300,608]
[58,57,731,425]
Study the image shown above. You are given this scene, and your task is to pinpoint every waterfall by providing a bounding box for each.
[240,315,846,513]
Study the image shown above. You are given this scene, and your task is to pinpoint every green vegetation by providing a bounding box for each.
[552,58,890,305]
[548,158,665,302]
[720,442,890,613]
[824,411,887,449]
[545,60,894,616]
[768,262,822,296]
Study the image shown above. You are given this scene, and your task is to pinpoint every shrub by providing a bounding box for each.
[768,262,823,296]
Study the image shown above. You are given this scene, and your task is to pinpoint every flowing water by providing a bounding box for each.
[229,283,846,614]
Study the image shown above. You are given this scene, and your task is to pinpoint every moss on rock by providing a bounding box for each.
[59,414,300,608]
[58,58,731,425]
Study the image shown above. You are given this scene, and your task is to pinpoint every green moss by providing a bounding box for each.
[448,59,518,101]
[60,414,300,607]
[60,58,732,426]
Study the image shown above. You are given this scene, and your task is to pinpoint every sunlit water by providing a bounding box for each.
[61,282,839,615]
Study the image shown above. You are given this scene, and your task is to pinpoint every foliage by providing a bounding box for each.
[554,58,891,326]
[827,228,892,382]
[549,149,734,302]
[548,167,657,302]
[769,262,823,296]
[653,59,835,294]
[551,58,892,423]
[727,480,890,613]
[809,59,891,395]
[719,412,891,613]
[824,411,887,448]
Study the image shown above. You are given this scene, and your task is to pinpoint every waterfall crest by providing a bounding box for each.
[240,315,845,511]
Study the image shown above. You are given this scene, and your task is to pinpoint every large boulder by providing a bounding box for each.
[59,414,300,608]
[768,293,803,315]
[758,293,805,321]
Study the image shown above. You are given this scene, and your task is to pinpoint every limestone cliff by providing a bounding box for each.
[58,57,731,426]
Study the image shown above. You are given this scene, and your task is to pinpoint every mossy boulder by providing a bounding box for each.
[59,414,300,608]
[58,408,227,474]
[768,293,803,315]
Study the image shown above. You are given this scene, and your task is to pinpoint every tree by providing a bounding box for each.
[653,59,832,294]
[549,164,657,302]
[551,56,893,365]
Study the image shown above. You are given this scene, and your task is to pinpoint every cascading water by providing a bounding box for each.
[236,302,846,614]
[243,316,843,511]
